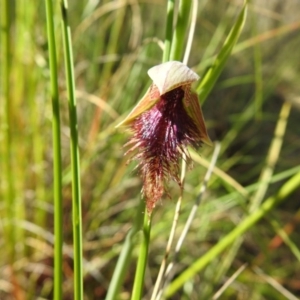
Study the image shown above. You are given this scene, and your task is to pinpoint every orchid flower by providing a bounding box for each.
[117,61,211,213]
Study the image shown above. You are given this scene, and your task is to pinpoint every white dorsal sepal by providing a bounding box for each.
[147,61,200,95]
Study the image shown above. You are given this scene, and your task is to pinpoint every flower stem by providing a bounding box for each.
[131,212,152,300]
[105,199,145,300]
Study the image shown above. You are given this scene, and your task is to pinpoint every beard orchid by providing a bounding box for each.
[117,61,211,213]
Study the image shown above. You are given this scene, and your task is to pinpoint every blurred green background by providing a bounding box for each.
[1,0,300,299]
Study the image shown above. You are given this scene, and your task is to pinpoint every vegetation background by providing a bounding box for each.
[1,0,300,299]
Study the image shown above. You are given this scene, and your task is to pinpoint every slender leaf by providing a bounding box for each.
[45,0,63,299]
[163,0,175,62]
[169,0,192,61]
[60,1,83,299]
[197,1,248,103]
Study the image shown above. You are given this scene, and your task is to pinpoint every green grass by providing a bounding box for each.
[1,0,300,299]
[60,1,84,299]
[45,0,63,299]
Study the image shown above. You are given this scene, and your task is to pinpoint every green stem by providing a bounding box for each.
[163,0,175,62]
[60,1,83,299]
[169,0,192,61]
[196,0,248,104]
[45,0,63,299]
[164,171,300,298]
[105,199,145,300]
[131,212,152,300]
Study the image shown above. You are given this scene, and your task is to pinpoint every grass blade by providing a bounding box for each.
[196,0,248,103]
[163,0,175,62]
[250,102,291,212]
[105,199,145,300]
[60,1,83,299]
[45,0,63,299]
[169,0,192,61]
[131,213,152,300]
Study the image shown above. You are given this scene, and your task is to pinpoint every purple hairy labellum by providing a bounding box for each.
[117,61,211,213]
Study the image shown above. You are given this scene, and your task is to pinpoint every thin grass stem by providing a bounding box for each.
[253,267,299,300]
[131,212,152,300]
[250,101,291,212]
[45,0,63,299]
[183,0,198,65]
[174,143,221,250]
[160,143,221,298]
[233,20,300,54]
[267,217,300,263]
[212,263,248,300]
[151,155,187,300]
[60,1,83,299]
[162,0,175,63]
[105,199,145,300]
[197,0,248,103]
[169,0,192,61]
